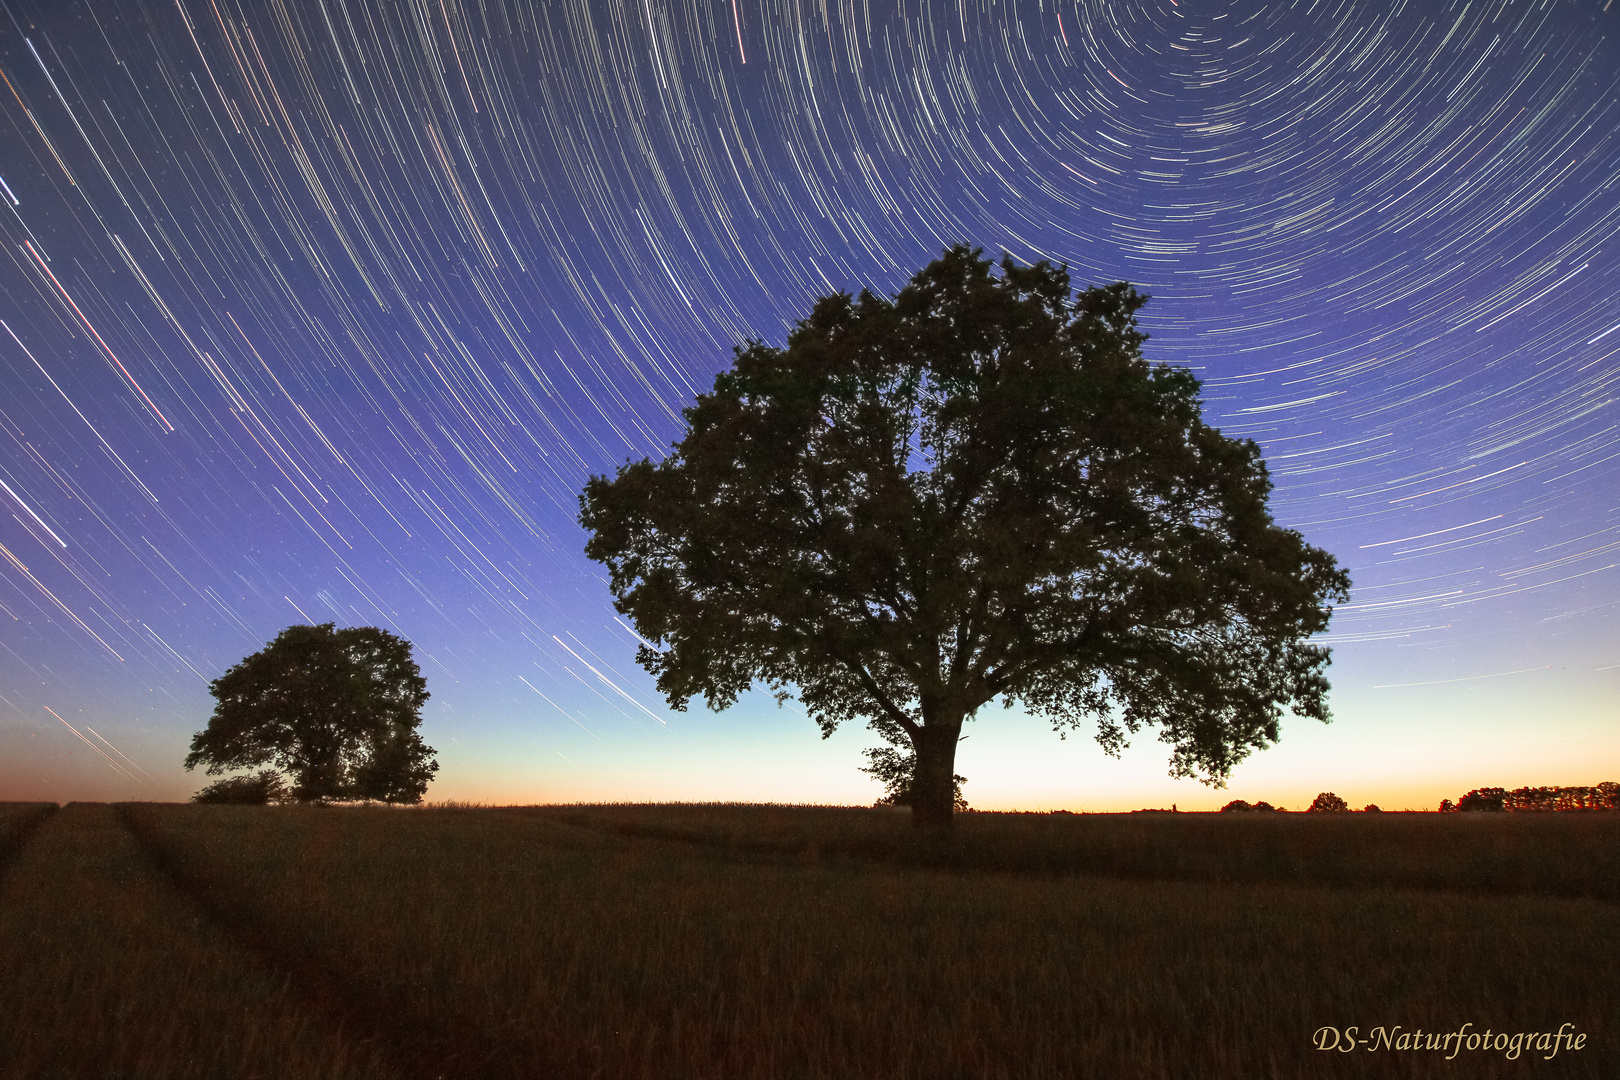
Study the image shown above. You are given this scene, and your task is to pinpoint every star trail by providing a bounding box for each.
[1,0,1616,808]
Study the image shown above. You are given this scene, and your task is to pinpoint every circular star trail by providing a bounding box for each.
[0,0,1615,803]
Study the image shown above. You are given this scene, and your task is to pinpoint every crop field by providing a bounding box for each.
[0,803,1614,1079]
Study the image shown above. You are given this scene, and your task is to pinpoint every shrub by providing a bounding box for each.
[191,770,291,805]
[862,747,969,812]
[1307,792,1349,813]
[1221,799,1282,812]
[1438,799,1455,813]
[1362,804,1382,813]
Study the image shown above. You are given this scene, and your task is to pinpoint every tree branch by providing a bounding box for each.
[841,656,919,737]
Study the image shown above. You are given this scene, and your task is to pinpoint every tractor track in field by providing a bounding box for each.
[114,804,542,1080]
[0,802,58,882]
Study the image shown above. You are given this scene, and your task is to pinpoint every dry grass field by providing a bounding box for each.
[0,802,393,1080]
[1,801,1613,1079]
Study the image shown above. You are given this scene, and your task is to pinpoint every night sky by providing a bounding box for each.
[1,0,1616,810]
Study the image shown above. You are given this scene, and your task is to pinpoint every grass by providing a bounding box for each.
[3,802,1614,1078]
[0,803,394,1080]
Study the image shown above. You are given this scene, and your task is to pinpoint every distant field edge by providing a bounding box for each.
[506,802,1620,906]
[90,801,1620,906]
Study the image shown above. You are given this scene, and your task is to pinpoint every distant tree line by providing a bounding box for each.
[1220,792,1381,813]
[1438,782,1620,813]
[1218,784,1620,814]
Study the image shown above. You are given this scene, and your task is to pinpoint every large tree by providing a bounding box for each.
[581,246,1350,828]
[185,623,438,804]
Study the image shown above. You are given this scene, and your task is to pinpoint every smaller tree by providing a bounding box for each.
[191,769,291,805]
[1307,791,1348,812]
[1362,804,1382,813]
[186,623,438,803]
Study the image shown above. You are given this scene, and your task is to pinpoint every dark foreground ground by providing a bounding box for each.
[1,801,1614,1079]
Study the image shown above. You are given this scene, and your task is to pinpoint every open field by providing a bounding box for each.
[1,803,1613,1079]
[0,803,393,1080]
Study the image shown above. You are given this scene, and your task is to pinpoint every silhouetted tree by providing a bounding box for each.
[191,769,291,805]
[580,247,1350,828]
[1308,791,1349,812]
[185,623,437,803]
[1362,804,1382,813]
[1220,799,1253,813]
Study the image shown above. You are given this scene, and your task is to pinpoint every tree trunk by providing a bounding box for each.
[909,721,962,830]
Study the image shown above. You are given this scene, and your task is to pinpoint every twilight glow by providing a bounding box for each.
[0,0,1616,810]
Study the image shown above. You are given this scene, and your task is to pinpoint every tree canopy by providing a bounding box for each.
[580,246,1350,827]
[185,623,438,804]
